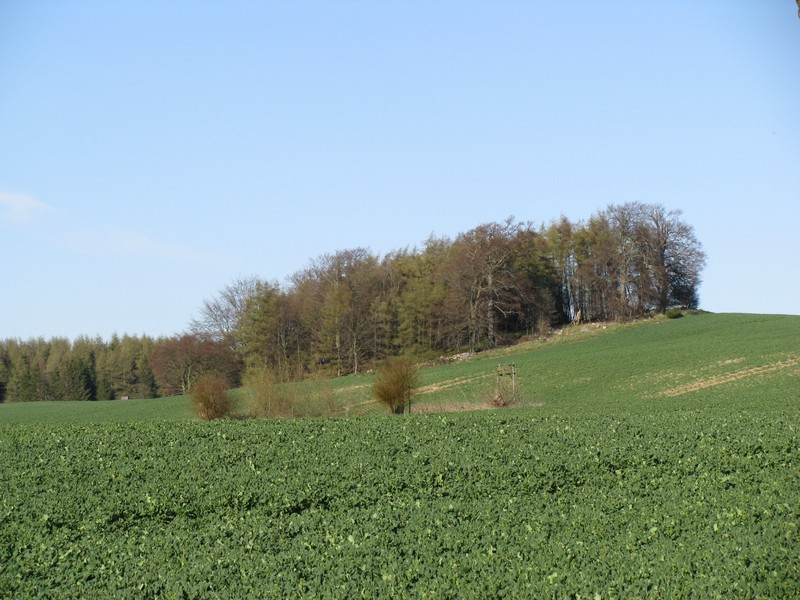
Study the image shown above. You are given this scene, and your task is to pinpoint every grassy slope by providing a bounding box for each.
[335,312,800,416]
[1,312,797,423]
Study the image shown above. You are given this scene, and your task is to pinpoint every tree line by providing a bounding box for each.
[0,202,705,402]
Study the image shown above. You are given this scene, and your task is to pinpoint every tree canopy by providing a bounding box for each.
[0,203,705,401]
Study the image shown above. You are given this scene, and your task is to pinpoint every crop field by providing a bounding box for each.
[1,313,798,597]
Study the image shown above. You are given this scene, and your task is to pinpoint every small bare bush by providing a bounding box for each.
[373,358,419,415]
[191,376,234,420]
[492,380,523,407]
[245,368,340,419]
[245,368,294,419]
[486,374,527,408]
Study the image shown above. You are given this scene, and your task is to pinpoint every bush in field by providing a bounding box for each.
[491,379,522,408]
[373,358,418,414]
[245,368,339,419]
[191,376,233,420]
[665,308,684,319]
[245,368,293,419]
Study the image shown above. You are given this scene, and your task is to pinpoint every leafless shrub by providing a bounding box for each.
[245,368,340,419]
[373,358,419,414]
[245,368,293,419]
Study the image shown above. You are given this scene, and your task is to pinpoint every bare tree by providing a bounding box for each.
[635,204,705,312]
[443,218,524,352]
[149,334,239,395]
[189,275,262,350]
[600,203,706,316]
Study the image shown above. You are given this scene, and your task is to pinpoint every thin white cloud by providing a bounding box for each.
[106,228,206,263]
[0,191,55,224]
[56,224,223,266]
[0,189,225,267]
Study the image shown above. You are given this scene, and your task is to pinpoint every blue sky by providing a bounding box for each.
[1,1,798,340]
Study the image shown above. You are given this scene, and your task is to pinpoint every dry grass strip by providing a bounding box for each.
[416,373,493,395]
[662,357,799,397]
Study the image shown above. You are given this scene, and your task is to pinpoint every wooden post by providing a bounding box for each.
[495,363,517,405]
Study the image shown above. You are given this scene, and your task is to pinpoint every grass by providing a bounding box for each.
[512,312,799,414]
[0,395,194,424]
[1,312,797,423]
[332,312,800,417]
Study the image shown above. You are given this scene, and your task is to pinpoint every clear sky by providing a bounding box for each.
[1,1,798,341]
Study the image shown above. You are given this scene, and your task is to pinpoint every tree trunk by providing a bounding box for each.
[486,272,496,347]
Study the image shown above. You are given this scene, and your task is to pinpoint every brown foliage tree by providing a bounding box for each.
[191,375,233,420]
[148,334,240,396]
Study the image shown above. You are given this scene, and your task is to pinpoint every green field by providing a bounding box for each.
[332,311,800,417]
[1,313,798,597]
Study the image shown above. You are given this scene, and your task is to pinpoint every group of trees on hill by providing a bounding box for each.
[0,202,705,402]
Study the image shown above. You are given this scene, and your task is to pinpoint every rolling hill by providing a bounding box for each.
[1,312,797,424]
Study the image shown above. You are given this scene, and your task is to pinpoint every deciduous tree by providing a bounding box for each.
[189,275,261,350]
[443,219,525,352]
[149,334,237,395]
